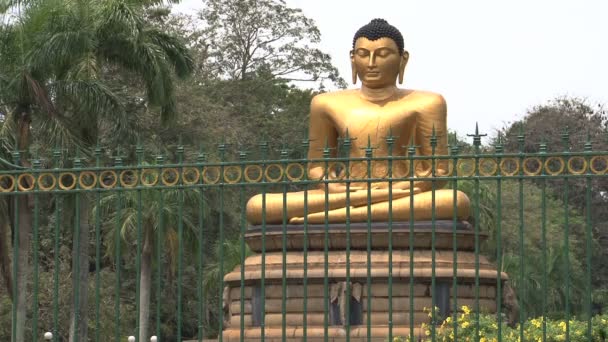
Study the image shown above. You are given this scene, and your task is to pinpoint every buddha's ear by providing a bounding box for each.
[398,50,409,84]
[350,50,357,84]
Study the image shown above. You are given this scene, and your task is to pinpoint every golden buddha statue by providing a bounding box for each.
[246,19,470,225]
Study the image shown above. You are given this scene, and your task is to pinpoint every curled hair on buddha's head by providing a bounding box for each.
[352,18,404,54]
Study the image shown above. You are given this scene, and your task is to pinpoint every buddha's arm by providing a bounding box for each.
[414,93,449,191]
[306,95,340,188]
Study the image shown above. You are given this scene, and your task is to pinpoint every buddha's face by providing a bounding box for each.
[351,37,408,88]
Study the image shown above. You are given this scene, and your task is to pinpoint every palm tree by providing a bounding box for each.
[95,184,200,342]
[0,1,193,341]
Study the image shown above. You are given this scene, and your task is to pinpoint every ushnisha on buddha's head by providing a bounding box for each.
[350,19,409,88]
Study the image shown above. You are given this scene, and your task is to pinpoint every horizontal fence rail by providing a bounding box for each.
[0,136,607,342]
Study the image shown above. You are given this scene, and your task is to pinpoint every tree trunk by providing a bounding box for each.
[0,220,13,300]
[69,197,90,342]
[12,107,32,342]
[13,195,31,342]
[139,228,153,342]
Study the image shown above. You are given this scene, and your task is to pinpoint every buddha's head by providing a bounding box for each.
[351,19,409,88]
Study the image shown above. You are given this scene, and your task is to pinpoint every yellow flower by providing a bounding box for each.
[532,320,541,328]
[558,321,567,332]
[461,321,470,328]
[425,330,431,336]
[461,305,471,314]
[480,338,487,342]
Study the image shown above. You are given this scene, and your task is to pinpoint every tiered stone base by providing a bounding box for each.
[222,222,506,341]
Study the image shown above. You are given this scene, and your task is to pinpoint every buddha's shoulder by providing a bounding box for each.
[399,89,446,106]
[310,90,360,107]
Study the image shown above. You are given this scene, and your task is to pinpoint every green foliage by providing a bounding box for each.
[394,306,608,342]
[455,179,589,318]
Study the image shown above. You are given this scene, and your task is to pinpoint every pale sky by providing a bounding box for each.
[174,0,608,137]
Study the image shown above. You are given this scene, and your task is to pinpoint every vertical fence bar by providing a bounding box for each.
[114,150,124,342]
[72,150,83,341]
[94,144,102,342]
[344,132,352,342]
[302,137,310,342]
[387,131,394,342]
[177,141,185,341]
[239,150,247,342]
[52,147,61,342]
[584,137,593,341]
[408,139,416,342]
[450,141,460,342]
[30,155,40,341]
[494,137,503,342]
[430,128,438,341]
[135,143,144,342]
[517,127,525,342]
[471,125,484,342]
[280,147,288,342]
[540,141,548,342]
[259,140,268,342]
[561,129,571,342]
[197,146,207,342]
[323,139,330,342]
[364,136,373,342]
[10,151,20,342]
[218,143,227,342]
[156,152,165,341]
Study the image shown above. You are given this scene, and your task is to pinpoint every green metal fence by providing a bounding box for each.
[1,131,607,342]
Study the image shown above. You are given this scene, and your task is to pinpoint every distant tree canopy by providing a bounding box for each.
[495,97,608,311]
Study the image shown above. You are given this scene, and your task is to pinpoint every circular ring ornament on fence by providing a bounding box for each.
[392,160,411,178]
[223,165,242,184]
[286,163,305,181]
[523,157,542,176]
[59,172,77,190]
[590,156,608,175]
[434,159,454,177]
[78,171,97,190]
[37,173,56,191]
[0,175,15,192]
[371,161,389,179]
[244,165,263,183]
[140,169,159,187]
[182,167,200,185]
[161,168,180,186]
[567,156,588,175]
[348,161,368,180]
[456,159,475,177]
[544,157,565,176]
[264,164,284,183]
[499,158,520,176]
[202,166,221,184]
[119,170,139,188]
[414,159,434,177]
[99,170,118,189]
[17,173,35,191]
[479,158,498,176]
[329,162,347,180]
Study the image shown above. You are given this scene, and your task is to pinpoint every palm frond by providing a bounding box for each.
[144,27,193,78]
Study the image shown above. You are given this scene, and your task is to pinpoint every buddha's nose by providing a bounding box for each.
[368,51,377,68]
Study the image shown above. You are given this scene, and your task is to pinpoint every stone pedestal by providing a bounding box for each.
[222,221,506,341]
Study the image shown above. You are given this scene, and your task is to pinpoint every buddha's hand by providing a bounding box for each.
[325,182,365,193]
[369,181,422,192]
